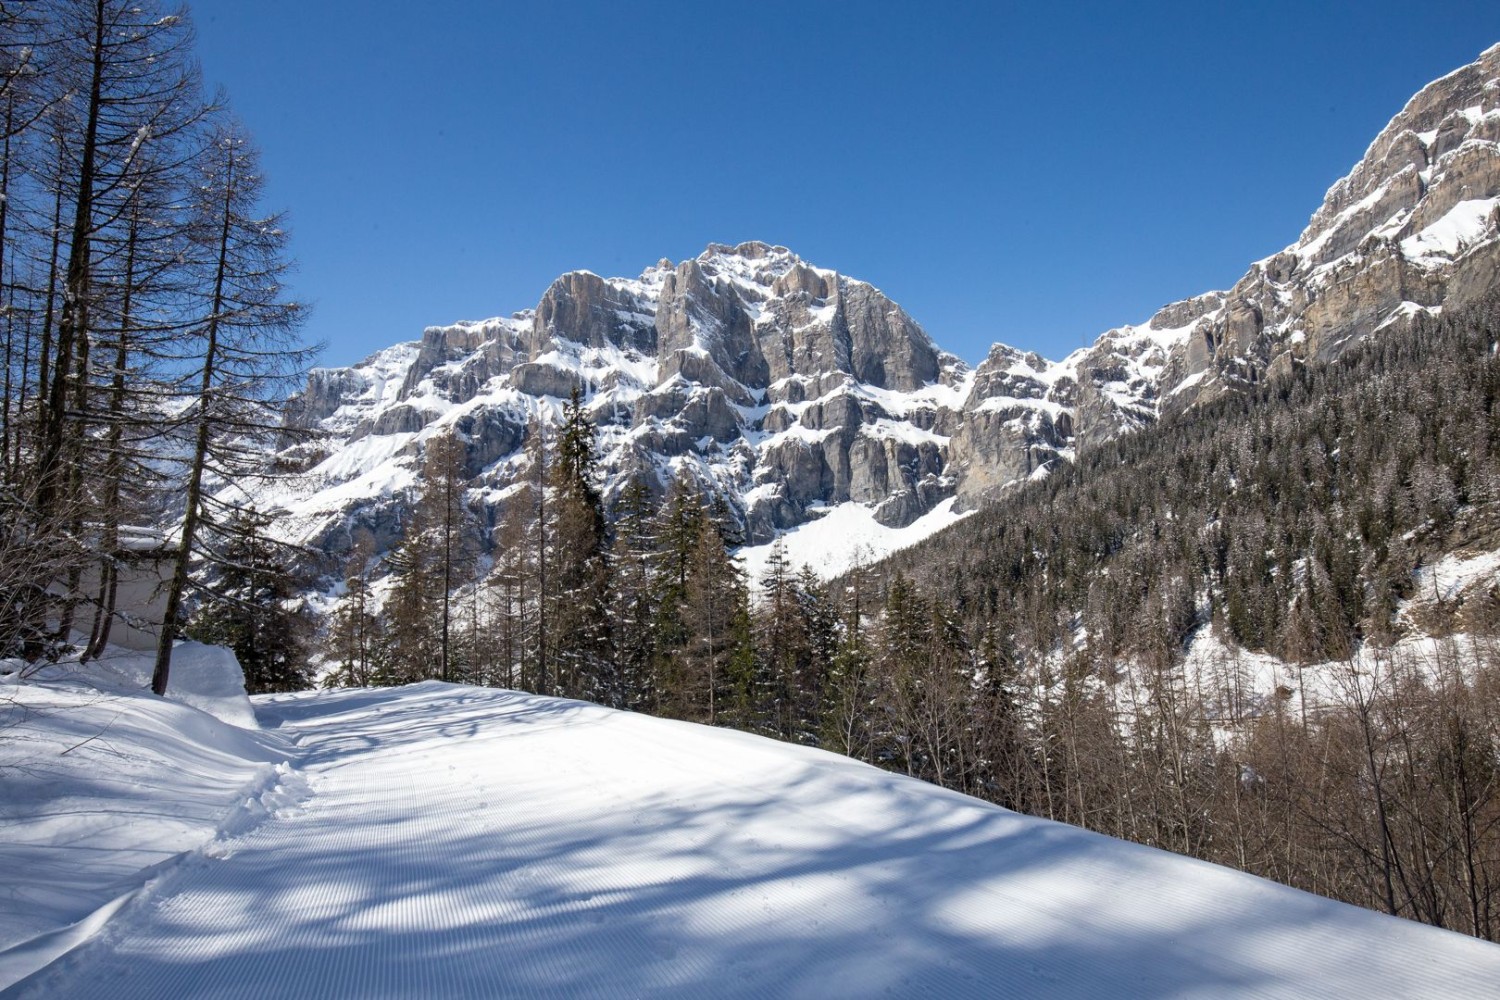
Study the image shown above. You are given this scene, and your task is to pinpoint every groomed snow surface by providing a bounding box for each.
[5,662,1500,997]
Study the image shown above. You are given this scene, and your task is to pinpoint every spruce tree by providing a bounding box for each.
[681,496,752,726]
[648,470,704,716]
[793,565,837,741]
[378,521,439,685]
[822,612,875,760]
[752,542,807,738]
[185,507,311,693]
[378,433,473,684]
[327,538,380,687]
[550,388,611,701]
[525,420,552,693]
[609,473,658,710]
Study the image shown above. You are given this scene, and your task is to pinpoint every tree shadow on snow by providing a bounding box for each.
[11,685,1496,999]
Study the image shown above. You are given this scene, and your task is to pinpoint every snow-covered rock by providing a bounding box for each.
[1149,41,1500,408]
[269,241,990,576]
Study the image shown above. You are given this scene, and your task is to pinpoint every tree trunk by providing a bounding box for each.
[153,147,235,695]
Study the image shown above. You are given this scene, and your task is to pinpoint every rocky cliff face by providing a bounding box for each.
[948,42,1500,507]
[267,44,1500,575]
[269,242,989,567]
[1149,41,1500,408]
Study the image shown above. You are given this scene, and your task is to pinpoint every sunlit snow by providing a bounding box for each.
[4,665,1499,998]
[1400,197,1500,263]
[738,497,973,585]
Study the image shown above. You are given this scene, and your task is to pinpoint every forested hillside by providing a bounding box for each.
[883,296,1500,663]
[855,294,1500,938]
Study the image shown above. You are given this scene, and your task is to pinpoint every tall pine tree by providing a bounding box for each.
[550,388,612,701]
[185,507,312,693]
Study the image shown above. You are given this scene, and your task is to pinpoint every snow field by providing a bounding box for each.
[737,496,973,586]
[7,679,1500,997]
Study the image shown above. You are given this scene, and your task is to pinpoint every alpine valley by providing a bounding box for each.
[9,7,1500,995]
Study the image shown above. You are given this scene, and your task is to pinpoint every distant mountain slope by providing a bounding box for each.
[1143,40,1500,411]
[841,289,1500,937]
[7,676,1499,998]
[266,43,1500,580]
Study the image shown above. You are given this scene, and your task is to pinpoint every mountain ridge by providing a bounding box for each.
[269,43,1500,578]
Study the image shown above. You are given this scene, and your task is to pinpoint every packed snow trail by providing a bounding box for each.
[11,683,1500,999]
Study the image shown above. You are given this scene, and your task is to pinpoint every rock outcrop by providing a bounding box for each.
[271,241,980,561]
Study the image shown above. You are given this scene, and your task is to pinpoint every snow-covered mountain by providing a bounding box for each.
[268,43,1500,577]
[1142,40,1500,412]
[271,241,994,572]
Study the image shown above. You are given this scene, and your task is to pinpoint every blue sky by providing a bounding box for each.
[187,1,1500,368]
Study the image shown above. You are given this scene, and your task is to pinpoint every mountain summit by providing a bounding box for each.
[274,240,983,566]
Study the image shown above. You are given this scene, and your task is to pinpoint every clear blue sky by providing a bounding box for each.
[186,1,1500,369]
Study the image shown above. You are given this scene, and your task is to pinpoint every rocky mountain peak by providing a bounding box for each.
[1302,42,1500,264]
[274,241,979,571]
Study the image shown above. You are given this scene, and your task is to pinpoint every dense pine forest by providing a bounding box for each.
[884,301,1500,665]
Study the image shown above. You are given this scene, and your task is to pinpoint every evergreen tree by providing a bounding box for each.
[525,420,553,692]
[681,498,753,725]
[378,517,440,685]
[550,388,611,701]
[792,565,837,742]
[378,433,473,684]
[648,470,704,717]
[752,542,809,738]
[873,572,931,773]
[822,577,875,760]
[609,473,658,710]
[185,507,311,693]
[972,620,1033,810]
[326,538,380,687]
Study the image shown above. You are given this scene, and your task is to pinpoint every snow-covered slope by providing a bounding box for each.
[3,679,1498,998]
[0,645,292,988]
